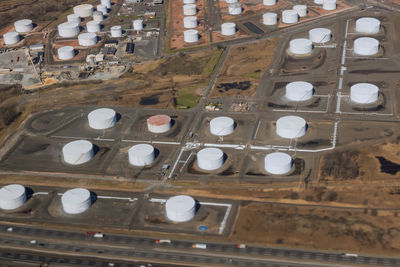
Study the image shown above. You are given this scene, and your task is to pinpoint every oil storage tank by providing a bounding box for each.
[228,3,242,15]
[184,29,198,43]
[356,17,380,34]
[263,13,277,26]
[62,140,94,165]
[3,32,19,45]
[61,188,91,214]
[147,114,172,133]
[101,0,112,9]
[133,19,143,31]
[0,184,26,210]
[221,22,236,36]
[58,22,80,38]
[183,16,197,29]
[128,144,155,166]
[226,0,238,3]
[276,116,307,139]
[58,46,75,60]
[322,0,336,10]
[184,0,196,3]
[354,37,379,56]
[14,19,33,33]
[88,108,117,130]
[111,25,123,37]
[74,4,94,18]
[309,28,332,43]
[93,11,104,22]
[97,4,108,15]
[264,152,293,175]
[86,21,101,33]
[289,38,313,55]
[197,147,224,171]
[350,83,379,104]
[314,0,323,3]
[210,116,235,136]
[286,81,314,101]
[78,32,97,46]
[165,195,196,222]
[293,5,307,17]
[263,0,276,6]
[183,4,197,15]
[282,10,298,24]
[67,14,81,24]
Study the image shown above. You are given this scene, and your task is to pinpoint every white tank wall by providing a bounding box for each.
[221,22,236,36]
[62,140,94,165]
[93,11,104,22]
[183,16,197,29]
[210,116,235,136]
[74,4,94,18]
[286,81,314,101]
[0,184,26,210]
[263,0,276,6]
[61,188,91,214]
[184,0,196,3]
[228,3,242,15]
[289,38,313,55]
[165,195,196,222]
[314,0,323,3]
[87,21,100,33]
[350,83,379,104]
[128,144,155,166]
[88,108,117,130]
[111,25,122,37]
[282,10,298,24]
[133,19,143,31]
[322,0,336,10]
[197,148,224,171]
[356,17,380,34]
[184,30,198,43]
[97,4,108,15]
[67,14,81,24]
[58,22,80,38]
[101,0,112,9]
[276,116,307,139]
[354,37,379,56]
[78,33,97,46]
[3,32,20,45]
[147,115,172,134]
[226,0,238,3]
[58,46,75,60]
[293,5,307,17]
[264,152,293,175]
[14,19,33,33]
[309,28,332,43]
[183,4,197,15]
[263,13,277,26]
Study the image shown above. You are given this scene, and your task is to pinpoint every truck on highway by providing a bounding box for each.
[192,243,207,249]
[340,253,358,258]
[86,231,104,238]
[155,239,171,244]
[237,244,247,249]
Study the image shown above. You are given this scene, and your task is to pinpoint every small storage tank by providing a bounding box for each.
[61,188,91,214]
[78,32,97,46]
[263,0,276,5]
[286,81,314,101]
[184,29,198,43]
[0,184,26,210]
[350,83,379,104]
[184,0,196,3]
[210,116,235,136]
[88,108,117,130]
[228,3,242,15]
[58,22,80,38]
[96,4,108,15]
[93,11,104,22]
[101,0,112,9]
[309,28,332,43]
[58,46,75,60]
[133,19,143,31]
[14,19,33,33]
[356,17,380,34]
[128,144,155,166]
[86,21,101,33]
[282,10,298,24]
[354,37,379,56]
[147,114,172,133]
[111,25,123,37]
[293,5,307,17]
[165,195,196,222]
[67,14,81,24]
[314,0,323,3]
[221,22,236,36]
[263,13,278,26]
[3,32,20,45]
[197,147,224,171]
[62,140,94,165]
[226,0,238,3]
[74,4,94,18]
[276,116,307,139]
[264,152,293,175]
[322,0,336,10]
[183,4,197,15]
[183,16,197,29]
[289,38,313,55]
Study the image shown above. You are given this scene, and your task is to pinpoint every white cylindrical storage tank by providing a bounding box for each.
[86,21,100,33]
[96,4,108,15]
[74,4,94,18]
[101,0,111,9]
[93,11,104,22]
[221,22,236,36]
[133,19,143,31]
[62,140,94,165]
[14,19,33,33]
[210,116,235,136]
[184,0,195,3]
[289,38,313,55]
[183,4,197,15]
[184,29,198,43]
[293,5,307,17]
[356,17,380,34]
[276,116,307,139]
[165,195,196,222]
[128,144,155,166]
[88,108,117,130]
[282,10,298,24]
[309,28,332,43]
[226,0,238,3]
[286,81,314,101]
[58,22,80,38]
[61,188,91,214]
[264,152,293,175]
[67,14,81,24]
[228,3,242,15]
[197,147,224,171]
[350,83,379,104]
[111,25,123,37]
[58,46,75,60]
[0,184,26,210]
[183,16,197,29]
[354,37,379,56]
[147,114,172,133]
[263,13,277,26]
[78,32,97,46]
[3,32,20,45]
[314,0,323,3]
[263,0,276,6]
[322,0,336,10]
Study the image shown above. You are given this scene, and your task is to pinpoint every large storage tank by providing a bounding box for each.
[88,108,117,130]
[309,28,332,43]
[276,116,307,139]
[226,0,238,3]
[93,11,104,22]
[147,114,172,133]
[264,152,293,175]
[197,147,224,171]
[322,0,336,10]
[282,10,298,24]
[86,21,101,33]
[67,14,81,24]
[228,3,242,15]
[128,144,155,166]
[58,22,80,38]
[0,184,26,210]
[263,0,276,6]
[314,0,323,3]
[3,32,20,45]
[183,16,197,29]
[289,38,313,55]
[286,81,314,101]
[62,140,94,165]
[101,0,112,9]
[111,25,123,37]
[293,5,307,17]
[221,22,236,36]
[354,37,379,56]
[61,188,91,214]
[14,19,33,33]
[133,19,143,31]
[356,17,380,34]
[210,116,235,136]
[263,13,277,26]
[184,0,196,3]
[350,83,379,104]
[165,195,196,222]
[97,4,108,15]
[183,4,197,16]
[58,46,75,60]
[184,29,198,43]
[74,4,94,18]
[78,33,97,46]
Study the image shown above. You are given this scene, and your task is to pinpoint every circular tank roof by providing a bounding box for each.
[62,188,90,205]
[350,83,379,104]
[197,147,223,161]
[166,195,196,212]
[354,37,379,56]
[276,116,307,139]
[147,114,171,126]
[309,28,332,43]
[286,81,313,101]
[265,152,293,175]
[0,184,25,202]
[14,19,32,26]
[356,17,380,34]
[58,46,74,53]
[210,116,235,136]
